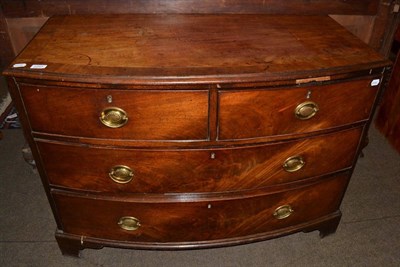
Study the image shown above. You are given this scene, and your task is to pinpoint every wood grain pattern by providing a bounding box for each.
[52,173,349,243]
[0,0,380,17]
[38,128,361,193]
[219,78,379,140]
[20,84,209,140]
[1,0,395,72]
[3,15,388,85]
[55,211,342,253]
[2,13,391,256]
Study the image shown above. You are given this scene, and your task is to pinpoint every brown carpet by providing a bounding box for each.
[0,125,399,266]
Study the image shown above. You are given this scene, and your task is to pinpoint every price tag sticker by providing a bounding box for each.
[371,79,380,86]
[30,64,48,69]
[12,63,27,68]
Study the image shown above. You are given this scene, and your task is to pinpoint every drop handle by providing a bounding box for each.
[109,165,134,184]
[295,101,319,120]
[273,205,294,220]
[118,216,141,231]
[100,107,128,128]
[282,156,305,173]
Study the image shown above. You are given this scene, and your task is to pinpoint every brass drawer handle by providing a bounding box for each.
[109,165,134,184]
[295,101,319,120]
[100,107,128,128]
[118,216,141,231]
[273,205,294,220]
[283,156,305,172]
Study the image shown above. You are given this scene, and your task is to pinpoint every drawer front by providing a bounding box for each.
[53,173,348,243]
[219,78,378,140]
[39,128,361,193]
[20,85,209,140]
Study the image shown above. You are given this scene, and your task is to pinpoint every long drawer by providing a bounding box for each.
[52,173,349,243]
[219,78,379,140]
[20,85,209,140]
[39,127,361,193]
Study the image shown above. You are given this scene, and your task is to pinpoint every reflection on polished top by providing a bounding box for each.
[5,14,388,84]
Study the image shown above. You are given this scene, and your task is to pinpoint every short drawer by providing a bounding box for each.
[39,127,362,193]
[53,173,348,243]
[20,85,209,140]
[218,78,379,140]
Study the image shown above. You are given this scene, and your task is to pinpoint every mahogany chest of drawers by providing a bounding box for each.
[3,14,390,257]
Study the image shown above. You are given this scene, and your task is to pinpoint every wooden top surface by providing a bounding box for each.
[4,14,389,85]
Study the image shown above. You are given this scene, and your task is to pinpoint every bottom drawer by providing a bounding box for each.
[53,173,349,243]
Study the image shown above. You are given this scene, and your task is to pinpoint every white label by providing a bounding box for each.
[30,64,47,69]
[12,63,27,68]
[371,79,380,86]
